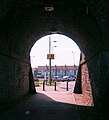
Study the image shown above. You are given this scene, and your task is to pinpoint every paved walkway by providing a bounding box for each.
[36,81,76,105]
[0,81,102,120]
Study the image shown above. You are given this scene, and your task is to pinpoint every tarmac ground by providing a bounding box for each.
[0,81,105,120]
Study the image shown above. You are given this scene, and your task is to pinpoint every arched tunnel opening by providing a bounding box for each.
[0,0,109,119]
[30,34,81,68]
[29,33,94,107]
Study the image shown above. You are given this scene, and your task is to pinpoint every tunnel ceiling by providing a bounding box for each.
[0,0,109,58]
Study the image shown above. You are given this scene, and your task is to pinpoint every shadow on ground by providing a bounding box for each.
[0,93,105,120]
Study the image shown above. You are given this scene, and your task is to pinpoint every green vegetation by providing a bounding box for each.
[34,78,57,87]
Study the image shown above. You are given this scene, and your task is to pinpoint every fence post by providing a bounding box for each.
[66,81,69,91]
[54,82,56,91]
[43,81,45,91]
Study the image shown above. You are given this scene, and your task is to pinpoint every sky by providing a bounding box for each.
[30,34,81,68]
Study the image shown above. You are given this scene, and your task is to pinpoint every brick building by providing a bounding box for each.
[32,65,78,78]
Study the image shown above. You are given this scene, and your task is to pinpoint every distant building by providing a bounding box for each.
[32,65,78,78]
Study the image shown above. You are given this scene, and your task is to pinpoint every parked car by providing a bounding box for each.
[62,76,76,81]
[53,76,62,81]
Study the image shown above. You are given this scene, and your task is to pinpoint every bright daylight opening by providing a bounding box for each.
[30,34,87,106]
[30,34,81,67]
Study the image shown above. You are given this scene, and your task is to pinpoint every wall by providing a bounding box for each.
[0,53,30,104]
[74,53,94,106]
[81,63,94,106]
[88,51,109,117]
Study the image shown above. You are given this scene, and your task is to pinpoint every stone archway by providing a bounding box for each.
[0,0,109,117]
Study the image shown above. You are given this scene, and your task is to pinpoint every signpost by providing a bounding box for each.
[47,35,57,85]
[47,54,55,59]
[47,53,55,85]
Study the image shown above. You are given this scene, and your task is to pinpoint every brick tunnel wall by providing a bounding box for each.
[0,1,108,118]
[80,51,109,109]
[0,53,31,103]
[81,62,94,106]
[74,51,109,117]
[74,53,94,106]
[88,51,109,115]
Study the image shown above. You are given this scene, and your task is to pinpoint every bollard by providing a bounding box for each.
[43,81,45,91]
[54,82,56,91]
[66,81,68,91]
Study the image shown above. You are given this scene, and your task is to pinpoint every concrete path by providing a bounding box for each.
[36,81,76,105]
[0,81,102,120]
